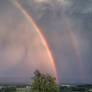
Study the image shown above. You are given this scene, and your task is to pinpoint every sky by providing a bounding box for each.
[0,0,92,84]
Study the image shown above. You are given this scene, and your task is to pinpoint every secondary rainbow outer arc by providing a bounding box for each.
[11,0,59,83]
[56,4,84,80]
[61,12,85,81]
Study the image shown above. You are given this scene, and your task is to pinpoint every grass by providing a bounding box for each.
[16,91,25,92]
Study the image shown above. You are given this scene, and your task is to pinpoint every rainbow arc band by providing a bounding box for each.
[11,0,59,83]
[11,0,85,83]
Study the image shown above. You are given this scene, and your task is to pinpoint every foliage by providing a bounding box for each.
[31,70,60,92]
[1,87,16,92]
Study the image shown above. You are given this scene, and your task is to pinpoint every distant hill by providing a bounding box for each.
[0,77,31,84]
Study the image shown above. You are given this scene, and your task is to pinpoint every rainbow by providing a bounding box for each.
[11,0,85,83]
[61,11,85,81]
[11,0,59,83]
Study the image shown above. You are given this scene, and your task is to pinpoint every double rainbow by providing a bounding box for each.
[11,0,85,83]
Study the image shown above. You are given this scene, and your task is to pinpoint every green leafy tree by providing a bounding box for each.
[31,70,60,92]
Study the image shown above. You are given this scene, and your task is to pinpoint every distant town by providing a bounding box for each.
[0,83,92,92]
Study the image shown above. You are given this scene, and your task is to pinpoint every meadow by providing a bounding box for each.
[16,91,25,92]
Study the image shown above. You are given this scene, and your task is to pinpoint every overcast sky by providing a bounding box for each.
[0,0,92,84]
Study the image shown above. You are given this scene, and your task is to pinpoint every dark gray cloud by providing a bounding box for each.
[0,0,55,82]
[17,0,92,84]
[0,0,92,84]
[62,0,92,83]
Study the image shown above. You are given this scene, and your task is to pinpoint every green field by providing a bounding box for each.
[16,91,25,92]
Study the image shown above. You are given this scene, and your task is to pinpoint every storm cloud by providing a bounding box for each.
[0,0,55,83]
[0,0,92,84]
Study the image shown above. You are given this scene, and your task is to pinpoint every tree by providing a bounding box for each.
[2,87,16,92]
[31,70,60,92]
